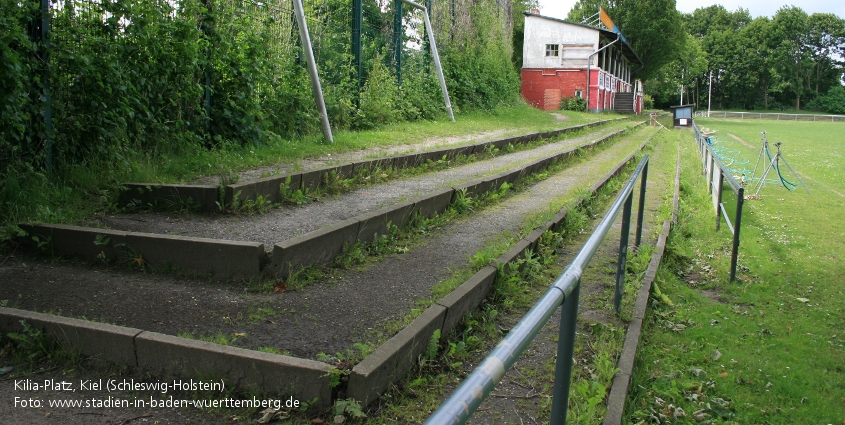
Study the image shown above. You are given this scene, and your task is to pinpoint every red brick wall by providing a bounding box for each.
[521,69,588,111]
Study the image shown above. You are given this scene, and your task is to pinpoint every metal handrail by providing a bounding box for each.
[424,155,650,425]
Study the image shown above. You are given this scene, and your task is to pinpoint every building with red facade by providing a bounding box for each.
[520,11,644,114]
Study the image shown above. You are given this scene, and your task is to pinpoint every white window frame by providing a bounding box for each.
[545,44,559,57]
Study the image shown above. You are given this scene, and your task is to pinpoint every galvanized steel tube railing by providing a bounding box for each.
[424,155,650,425]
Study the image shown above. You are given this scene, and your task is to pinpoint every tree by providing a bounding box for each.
[512,0,540,70]
[567,0,686,80]
[771,6,812,110]
[805,13,845,96]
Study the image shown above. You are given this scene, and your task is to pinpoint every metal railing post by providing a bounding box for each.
[635,160,648,246]
[550,282,581,425]
[730,187,744,281]
[614,192,633,314]
[715,172,723,231]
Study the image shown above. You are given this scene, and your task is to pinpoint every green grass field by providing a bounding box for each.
[626,118,845,424]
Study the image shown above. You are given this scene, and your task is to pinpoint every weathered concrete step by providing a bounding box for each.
[0,307,334,410]
[120,119,627,212]
[1,127,663,419]
[19,123,645,280]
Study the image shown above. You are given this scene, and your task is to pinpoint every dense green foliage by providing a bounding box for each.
[0,0,518,166]
[0,0,520,235]
[657,5,845,111]
[566,1,844,112]
[567,0,688,81]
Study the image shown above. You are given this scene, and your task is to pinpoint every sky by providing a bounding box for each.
[535,0,845,22]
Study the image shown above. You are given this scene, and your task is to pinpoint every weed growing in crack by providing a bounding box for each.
[566,323,622,424]
[2,320,85,373]
[451,188,474,214]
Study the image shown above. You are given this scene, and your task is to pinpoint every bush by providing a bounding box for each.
[643,94,654,110]
[356,57,400,129]
[811,85,845,115]
[560,96,586,111]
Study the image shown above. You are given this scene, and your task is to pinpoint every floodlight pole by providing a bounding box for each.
[293,0,334,142]
[398,0,455,122]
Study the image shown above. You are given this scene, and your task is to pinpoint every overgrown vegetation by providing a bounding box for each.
[0,321,85,375]
[0,0,525,243]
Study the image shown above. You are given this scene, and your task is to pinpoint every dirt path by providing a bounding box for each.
[84,123,633,251]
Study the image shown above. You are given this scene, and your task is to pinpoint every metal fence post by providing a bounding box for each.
[351,0,363,101]
[38,0,53,174]
[292,0,333,142]
[202,0,212,139]
[715,172,723,230]
[393,0,402,85]
[730,187,744,281]
[550,282,581,425]
[614,192,633,313]
[634,159,648,246]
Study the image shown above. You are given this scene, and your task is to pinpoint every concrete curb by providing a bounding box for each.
[18,224,265,279]
[347,304,447,406]
[603,140,682,425]
[135,331,333,405]
[0,307,334,410]
[119,118,627,211]
[0,307,142,367]
[345,130,653,407]
[120,183,219,212]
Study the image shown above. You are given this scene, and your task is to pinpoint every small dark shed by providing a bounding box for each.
[670,104,694,128]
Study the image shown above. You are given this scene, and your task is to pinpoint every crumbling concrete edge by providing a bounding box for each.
[603,139,682,425]
[17,224,265,280]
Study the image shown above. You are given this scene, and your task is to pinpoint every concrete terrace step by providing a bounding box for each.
[119,119,627,212]
[21,122,641,280]
[2,125,664,416]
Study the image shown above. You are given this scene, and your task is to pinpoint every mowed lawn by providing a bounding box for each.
[625,118,845,424]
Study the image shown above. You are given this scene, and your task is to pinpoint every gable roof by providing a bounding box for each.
[524,12,643,66]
